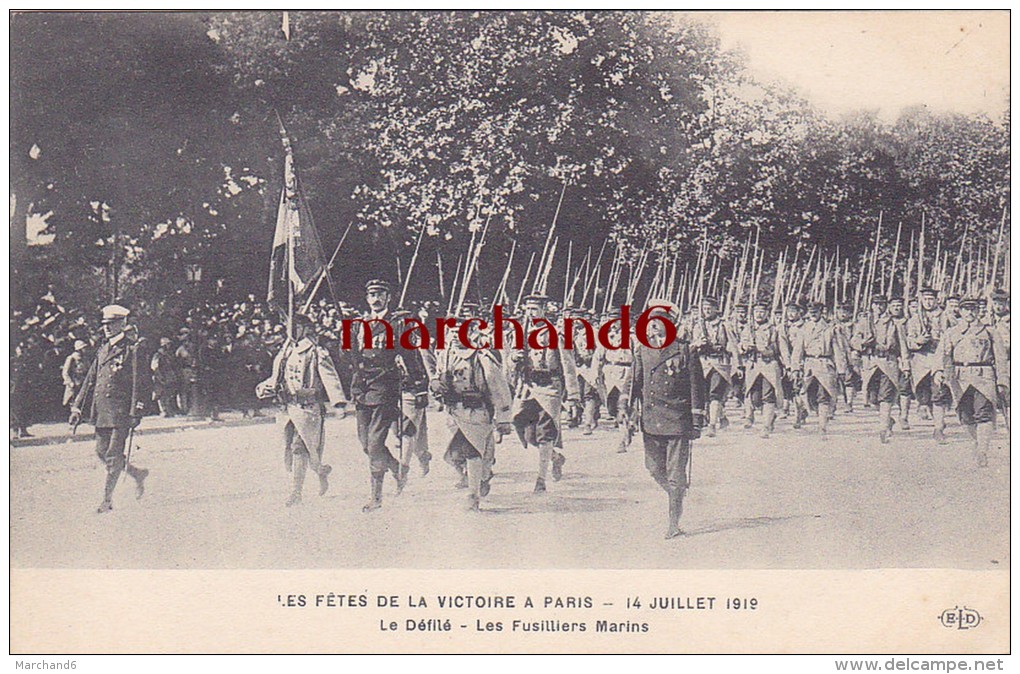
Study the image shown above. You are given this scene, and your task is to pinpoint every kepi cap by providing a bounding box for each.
[101,304,130,322]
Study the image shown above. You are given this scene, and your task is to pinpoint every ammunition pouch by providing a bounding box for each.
[528,370,558,387]
[446,389,487,409]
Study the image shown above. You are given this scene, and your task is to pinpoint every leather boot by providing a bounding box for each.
[286,454,307,506]
[933,406,947,444]
[318,464,332,496]
[665,487,685,539]
[760,403,776,438]
[879,402,893,444]
[898,397,911,430]
[125,464,149,500]
[395,463,410,495]
[466,458,483,510]
[363,472,384,512]
[97,470,119,513]
[551,449,566,481]
[975,422,992,467]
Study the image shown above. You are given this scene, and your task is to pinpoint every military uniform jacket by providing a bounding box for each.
[851,314,908,389]
[631,338,706,438]
[511,346,579,447]
[994,315,1010,366]
[836,319,861,373]
[791,317,847,398]
[740,320,784,404]
[72,332,148,428]
[691,316,740,383]
[938,320,1009,407]
[345,310,427,407]
[905,308,944,384]
[260,337,347,460]
[435,345,513,453]
[593,342,633,401]
[778,319,804,371]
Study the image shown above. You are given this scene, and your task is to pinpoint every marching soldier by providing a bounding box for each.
[510,293,579,493]
[430,306,514,510]
[69,304,150,514]
[345,279,429,511]
[593,310,634,452]
[740,300,784,438]
[568,307,601,435]
[778,301,808,426]
[690,296,739,437]
[991,289,1010,431]
[834,302,861,413]
[889,297,913,430]
[60,339,90,409]
[791,301,848,436]
[935,297,1009,466]
[256,313,347,506]
[852,295,910,444]
[906,288,952,443]
[630,299,706,539]
[394,304,432,491]
[730,302,750,417]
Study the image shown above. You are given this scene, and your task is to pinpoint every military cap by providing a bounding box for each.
[73,339,87,350]
[809,301,826,311]
[959,297,982,310]
[888,296,904,304]
[100,304,130,322]
[752,300,770,310]
[870,295,888,305]
[365,279,392,293]
[992,289,1010,303]
[837,300,853,311]
[700,296,719,307]
[734,301,749,309]
[523,293,549,304]
[786,300,804,311]
[946,294,961,302]
[920,287,937,297]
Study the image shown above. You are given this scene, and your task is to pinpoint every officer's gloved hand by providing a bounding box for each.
[496,422,513,435]
[414,392,429,409]
[933,371,945,388]
[68,410,81,429]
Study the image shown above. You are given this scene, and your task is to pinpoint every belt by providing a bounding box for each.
[955,362,992,367]
[528,371,559,386]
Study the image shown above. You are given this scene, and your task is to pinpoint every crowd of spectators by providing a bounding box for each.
[8,290,371,438]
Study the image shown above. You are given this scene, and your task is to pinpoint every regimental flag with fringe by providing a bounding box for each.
[267,148,326,316]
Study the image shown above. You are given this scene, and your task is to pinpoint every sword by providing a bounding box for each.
[122,426,136,483]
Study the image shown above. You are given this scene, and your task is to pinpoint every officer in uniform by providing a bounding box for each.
[630,299,706,539]
[852,295,910,443]
[792,301,848,436]
[257,313,347,506]
[69,304,150,514]
[741,300,784,438]
[889,296,913,430]
[61,339,90,409]
[935,297,1009,466]
[690,296,739,436]
[593,309,634,452]
[510,293,579,493]
[430,304,514,510]
[906,287,952,443]
[346,279,429,511]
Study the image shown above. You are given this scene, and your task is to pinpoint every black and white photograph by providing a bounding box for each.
[8,10,1010,656]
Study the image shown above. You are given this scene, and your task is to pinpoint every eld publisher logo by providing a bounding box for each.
[939,607,982,630]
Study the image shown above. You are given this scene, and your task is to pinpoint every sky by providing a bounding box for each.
[701,10,1009,123]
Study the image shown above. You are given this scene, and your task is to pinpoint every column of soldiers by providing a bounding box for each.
[66,280,1008,537]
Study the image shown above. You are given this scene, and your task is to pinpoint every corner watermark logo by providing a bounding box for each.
[938,606,982,630]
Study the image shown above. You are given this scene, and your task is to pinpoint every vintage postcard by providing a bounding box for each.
[8,10,1010,656]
